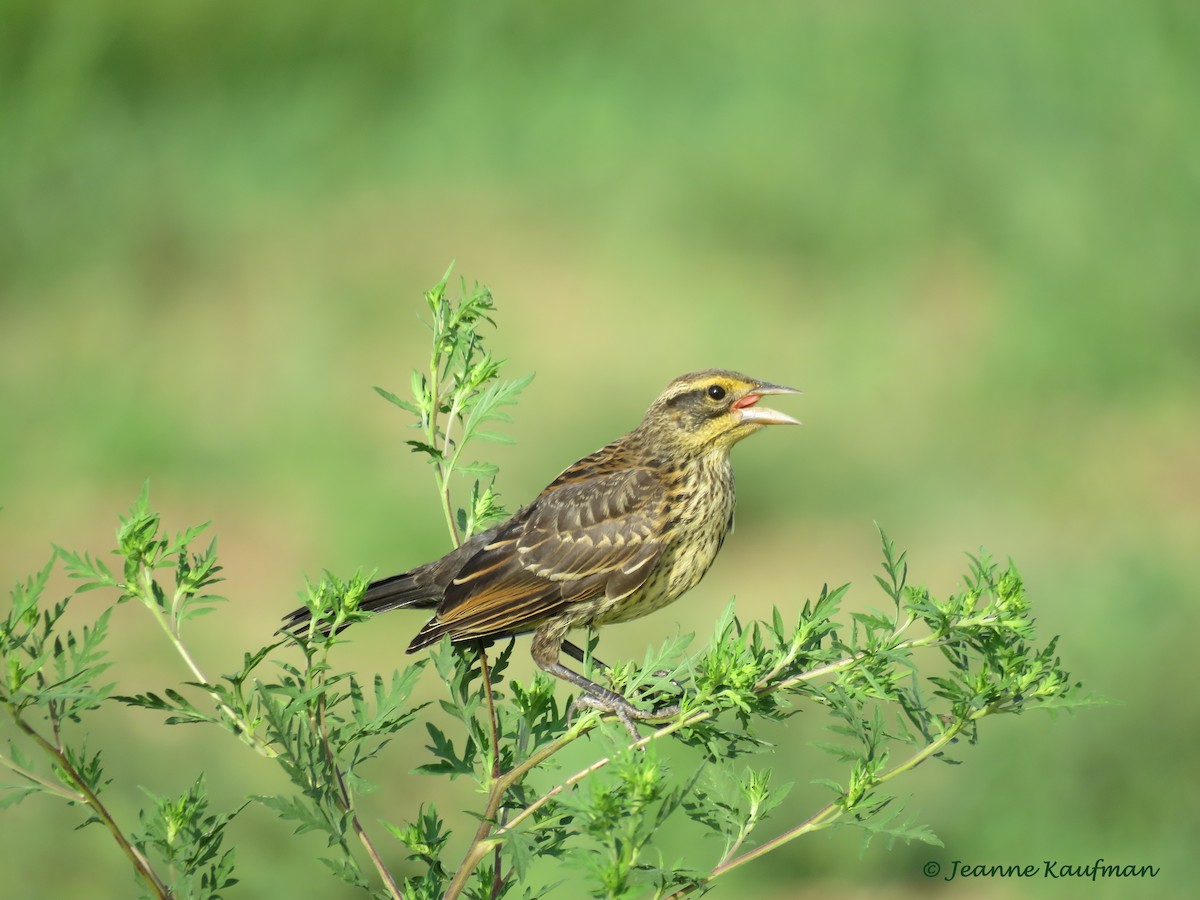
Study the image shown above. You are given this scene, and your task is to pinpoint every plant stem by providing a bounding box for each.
[758,630,945,695]
[477,647,506,900]
[6,707,170,899]
[428,329,461,548]
[136,567,277,759]
[0,744,85,803]
[662,711,982,899]
[438,394,463,547]
[315,691,405,900]
[714,799,759,872]
[442,718,593,900]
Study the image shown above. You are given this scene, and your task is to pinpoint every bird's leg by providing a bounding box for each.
[562,638,676,720]
[561,639,610,673]
[533,624,679,740]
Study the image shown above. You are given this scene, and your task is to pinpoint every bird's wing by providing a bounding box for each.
[408,463,669,648]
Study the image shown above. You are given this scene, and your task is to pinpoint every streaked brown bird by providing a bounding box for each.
[283,370,800,735]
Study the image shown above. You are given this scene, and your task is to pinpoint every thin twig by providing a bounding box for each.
[137,567,277,758]
[442,719,593,900]
[429,326,461,547]
[477,646,506,900]
[0,744,85,802]
[5,707,170,899]
[315,691,405,900]
[662,712,977,898]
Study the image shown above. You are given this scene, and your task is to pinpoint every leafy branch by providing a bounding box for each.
[374,263,532,545]
[54,485,276,759]
[0,557,174,898]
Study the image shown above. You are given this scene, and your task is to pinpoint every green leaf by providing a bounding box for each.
[406,439,444,460]
[0,786,41,809]
[53,548,118,593]
[254,794,327,837]
[373,385,422,414]
[471,430,516,444]
[167,521,211,556]
[415,723,477,778]
[454,460,498,478]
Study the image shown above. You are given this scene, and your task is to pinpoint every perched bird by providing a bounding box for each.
[283,369,800,735]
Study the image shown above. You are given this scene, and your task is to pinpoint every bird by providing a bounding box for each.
[282,369,800,736]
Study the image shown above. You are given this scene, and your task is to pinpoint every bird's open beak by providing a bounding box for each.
[732,381,802,426]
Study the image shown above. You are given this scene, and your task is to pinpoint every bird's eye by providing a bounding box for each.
[706,384,726,401]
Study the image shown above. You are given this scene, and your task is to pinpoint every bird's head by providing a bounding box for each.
[639,369,801,454]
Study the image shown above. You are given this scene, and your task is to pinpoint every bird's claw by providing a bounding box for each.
[571,693,681,742]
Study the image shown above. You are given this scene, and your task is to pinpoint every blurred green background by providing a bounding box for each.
[2,1,1197,897]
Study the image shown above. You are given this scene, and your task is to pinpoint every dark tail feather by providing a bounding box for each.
[360,571,440,615]
[279,571,440,635]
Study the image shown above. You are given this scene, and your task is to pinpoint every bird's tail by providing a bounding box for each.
[279,569,439,635]
[360,571,440,615]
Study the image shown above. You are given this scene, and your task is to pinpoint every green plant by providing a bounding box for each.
[1,269,1096,899]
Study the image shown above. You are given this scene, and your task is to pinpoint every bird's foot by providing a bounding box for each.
[572,690,681,742]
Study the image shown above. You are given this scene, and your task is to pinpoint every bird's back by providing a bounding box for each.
[399,430,737,648]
